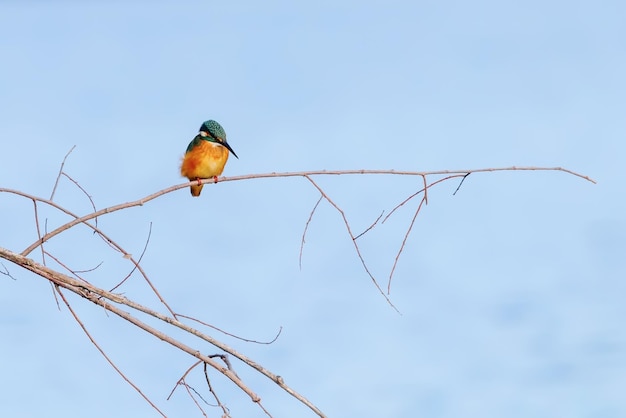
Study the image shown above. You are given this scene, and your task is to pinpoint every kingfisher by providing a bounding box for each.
[180,120,238,197]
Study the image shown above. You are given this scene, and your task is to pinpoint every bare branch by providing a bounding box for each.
[0,164,595,417]
[12,166,595,258]
[0,247,327,418]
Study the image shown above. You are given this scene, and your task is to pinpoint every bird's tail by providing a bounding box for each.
[190,184,203,197]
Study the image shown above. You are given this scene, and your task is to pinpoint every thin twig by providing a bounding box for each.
[0,263,16,280]
[204,363,231,417]
[62,172,98,228]
[256,399,274,417]
[50,145,76,201]
[73,261,104,274]
[299,196,323,270]
[453,173,470,195]
[354,211,384,240]
[387,196,427,294]
[182,379,210,417]
[177,314,282,345]
[44,250,91,284]
[181,380,208,418]
[32,201,45,264]
[110,222,152,292]
[185,383,212,407]
[33,200,62,309]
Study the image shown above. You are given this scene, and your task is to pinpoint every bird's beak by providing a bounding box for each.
[222,141,239,159]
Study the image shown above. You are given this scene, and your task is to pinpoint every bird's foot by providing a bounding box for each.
[213,175,219,183]
[195,178,202,186]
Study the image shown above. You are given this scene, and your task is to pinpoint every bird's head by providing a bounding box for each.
[199,120,238,159]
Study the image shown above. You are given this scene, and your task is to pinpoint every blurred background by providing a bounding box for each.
[1,1,624,417]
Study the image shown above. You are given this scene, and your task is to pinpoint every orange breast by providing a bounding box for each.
[180,140,230,180]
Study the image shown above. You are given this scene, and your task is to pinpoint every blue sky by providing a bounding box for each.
[1,1,624,417]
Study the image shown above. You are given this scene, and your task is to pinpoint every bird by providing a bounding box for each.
[180,120,238,197]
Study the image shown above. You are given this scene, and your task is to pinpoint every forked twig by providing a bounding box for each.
[303,175,399,312]
[0,263,15,280]
[167,360,202,400]
[169,362,212,416]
